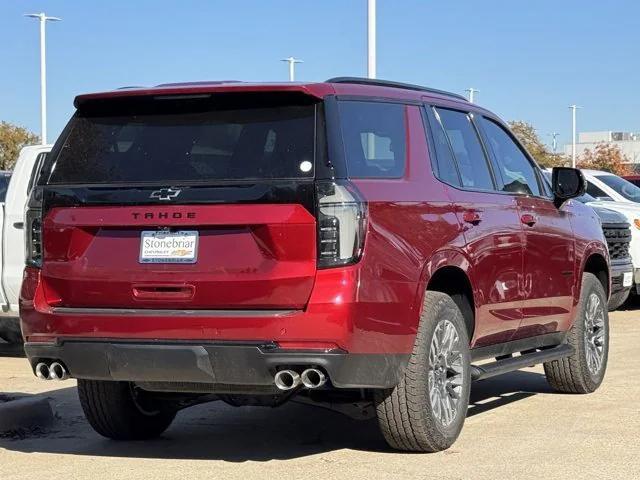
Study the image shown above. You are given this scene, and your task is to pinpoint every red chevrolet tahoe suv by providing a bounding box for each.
[20,78,610,452]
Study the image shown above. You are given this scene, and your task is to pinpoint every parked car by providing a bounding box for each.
[21,78,610,453]
[0,145,50,343]
[579,202,633,310]
[0,171,12,202]
[583,169,640,203]
[544,171,633,310]
[581,169,640,296]
[622,174,640,188]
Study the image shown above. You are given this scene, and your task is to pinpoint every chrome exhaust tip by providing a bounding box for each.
[301,368,327,389]
[49,362,69,381]
[274,369,301,391]
[35,362,50,380]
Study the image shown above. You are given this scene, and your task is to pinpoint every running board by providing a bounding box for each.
[470,344,574,382]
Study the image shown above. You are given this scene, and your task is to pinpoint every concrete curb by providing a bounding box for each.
[0,396,55,433]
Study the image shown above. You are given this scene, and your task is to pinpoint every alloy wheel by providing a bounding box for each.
[428,319,465,427]
[584,292,606,376]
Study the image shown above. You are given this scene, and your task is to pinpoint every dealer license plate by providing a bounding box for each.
[139,230,198,264]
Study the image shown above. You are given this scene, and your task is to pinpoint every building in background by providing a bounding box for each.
[564,131,640,168]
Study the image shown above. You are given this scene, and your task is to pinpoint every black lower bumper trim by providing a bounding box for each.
[610,259,633,294]
[24,341,410,390]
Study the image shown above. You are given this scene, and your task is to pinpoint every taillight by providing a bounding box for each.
[316,181,367,268]
[25,187,43,268]
[25,209,42,268]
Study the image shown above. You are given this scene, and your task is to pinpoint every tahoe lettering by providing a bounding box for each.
[131,212,196,220]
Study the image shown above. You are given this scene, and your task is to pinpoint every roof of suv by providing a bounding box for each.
[74,77,472,108]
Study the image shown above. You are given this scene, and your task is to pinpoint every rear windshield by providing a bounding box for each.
[47,97,317,184]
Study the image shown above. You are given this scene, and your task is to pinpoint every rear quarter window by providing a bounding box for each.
[337,101,406,179]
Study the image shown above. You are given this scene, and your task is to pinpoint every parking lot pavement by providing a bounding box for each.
[1,311,638,480]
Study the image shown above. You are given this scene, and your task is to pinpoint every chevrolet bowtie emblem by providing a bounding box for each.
[149,187,182,201]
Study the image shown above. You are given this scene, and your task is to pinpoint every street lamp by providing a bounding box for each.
[367,0,376,79]
[465,88,479,103]
[280,57,303,82]
[25,12,61,145]
[549,132,560,154]
[569,105,582,168]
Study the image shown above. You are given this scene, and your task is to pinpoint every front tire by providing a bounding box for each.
[78,380,177,440]
[544,272,609,394]
[375,291,471,452]
[607,288,629,311]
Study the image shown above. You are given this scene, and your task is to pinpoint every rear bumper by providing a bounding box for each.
[24,340,409,389]
[20,265,419,355]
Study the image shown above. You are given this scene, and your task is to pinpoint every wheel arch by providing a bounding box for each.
[581,245,610,300]
[417,249,477,342]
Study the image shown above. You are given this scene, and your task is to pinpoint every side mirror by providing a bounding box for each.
[552,167,586,205]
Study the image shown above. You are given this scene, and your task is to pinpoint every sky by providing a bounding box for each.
[1,1,638,151]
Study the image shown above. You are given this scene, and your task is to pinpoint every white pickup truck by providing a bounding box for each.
[0,145,51,343]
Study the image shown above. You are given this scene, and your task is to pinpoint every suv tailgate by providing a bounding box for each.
[41,203,316,309]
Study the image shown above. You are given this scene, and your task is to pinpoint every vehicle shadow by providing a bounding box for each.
[0,370,554,460]
[618,293,640,311]
[0,341,25,358]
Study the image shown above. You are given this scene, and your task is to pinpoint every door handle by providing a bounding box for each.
[13,222,24,229]
[463,211,482,225]
[520,213,537,226]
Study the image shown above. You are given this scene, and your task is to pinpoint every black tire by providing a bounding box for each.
[78,380,177,440]
[607,288,629,311]
[374,291,471,452]
[544,272,609,394]
[0,318,23,344]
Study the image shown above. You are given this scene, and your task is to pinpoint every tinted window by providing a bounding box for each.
[338,101,406,178]
[27,152,47,195]
[48,102,316,184]
[481,118,541,196]
[0,173,11,202]
[586,181,613,200]
[427,109,460,186]
[435,108,494,190]
[597,174,640,202]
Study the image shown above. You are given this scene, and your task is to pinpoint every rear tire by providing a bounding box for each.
[374,291,471,452]
[544,272,609,394]
[607,288,629,311]
[78,380,177,440]
[0,318,23,344]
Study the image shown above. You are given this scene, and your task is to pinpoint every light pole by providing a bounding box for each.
[465,88,479,103]
[280,57,303,82]
[25,12,61,145]
[367,0,376,78]
[569,105,582,168]
[549,132,559,154]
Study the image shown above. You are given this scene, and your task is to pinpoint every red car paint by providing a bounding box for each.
[20,79,609,361]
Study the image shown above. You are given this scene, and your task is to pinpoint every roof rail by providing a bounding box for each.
[326,77,468,101]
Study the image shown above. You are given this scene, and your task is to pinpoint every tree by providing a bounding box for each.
[0,121,39,170]
[508,120,565,168]
[577,143,631,176]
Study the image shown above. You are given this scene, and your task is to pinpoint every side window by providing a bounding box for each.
[425,109,460,186]
[27,152,48,196]
[481,118,541,196]
[435,108,494,190]
[586,181,610,199]
[338,101,406,178]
